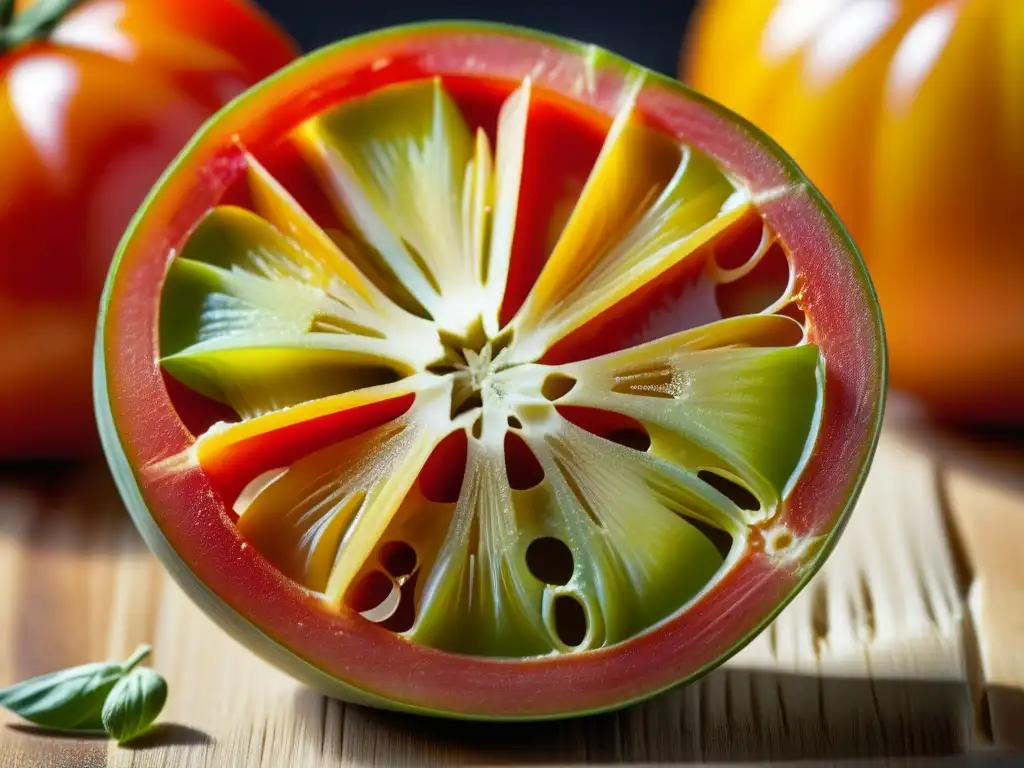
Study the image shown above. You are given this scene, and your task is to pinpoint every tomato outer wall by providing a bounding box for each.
[95,22,887,720]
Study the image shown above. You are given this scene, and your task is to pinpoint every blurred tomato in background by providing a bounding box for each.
[682,0,1024,425]
[0,0,297,458]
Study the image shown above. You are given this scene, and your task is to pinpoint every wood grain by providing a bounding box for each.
[1,404,1022,766]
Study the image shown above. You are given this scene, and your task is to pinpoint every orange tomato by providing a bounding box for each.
[0,0,297,458]
[682,0,1024,425]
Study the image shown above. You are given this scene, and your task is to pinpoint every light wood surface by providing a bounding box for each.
[1,397,1022,766]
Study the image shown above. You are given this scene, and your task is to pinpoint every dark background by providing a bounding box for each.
[253,0,702,77]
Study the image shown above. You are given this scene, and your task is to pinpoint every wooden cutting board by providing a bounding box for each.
[1,395,1022,767]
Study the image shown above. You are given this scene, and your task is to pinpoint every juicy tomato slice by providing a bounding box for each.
[96,23,886,720]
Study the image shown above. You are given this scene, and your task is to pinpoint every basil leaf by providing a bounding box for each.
[0,644,153,733]
[101,668,168,744]
[0,661,125,732]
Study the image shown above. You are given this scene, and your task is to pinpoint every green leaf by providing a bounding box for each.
[101,668,168,745]
[0,645,152,733]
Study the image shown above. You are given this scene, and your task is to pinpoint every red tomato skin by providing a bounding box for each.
[0,0,298,458]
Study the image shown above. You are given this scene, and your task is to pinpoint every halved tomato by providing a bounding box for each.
[95,22,886,719]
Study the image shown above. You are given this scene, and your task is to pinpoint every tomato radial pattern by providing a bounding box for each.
[95,22,886,720]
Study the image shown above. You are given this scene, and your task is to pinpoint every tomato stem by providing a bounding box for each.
[0,0,15,30]
[0,0,82,54]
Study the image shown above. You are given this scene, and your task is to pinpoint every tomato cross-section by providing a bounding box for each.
[95,22,886,720]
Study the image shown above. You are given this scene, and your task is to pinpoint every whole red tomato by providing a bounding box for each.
[0,0,297,458]
[682,0,1024,425]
